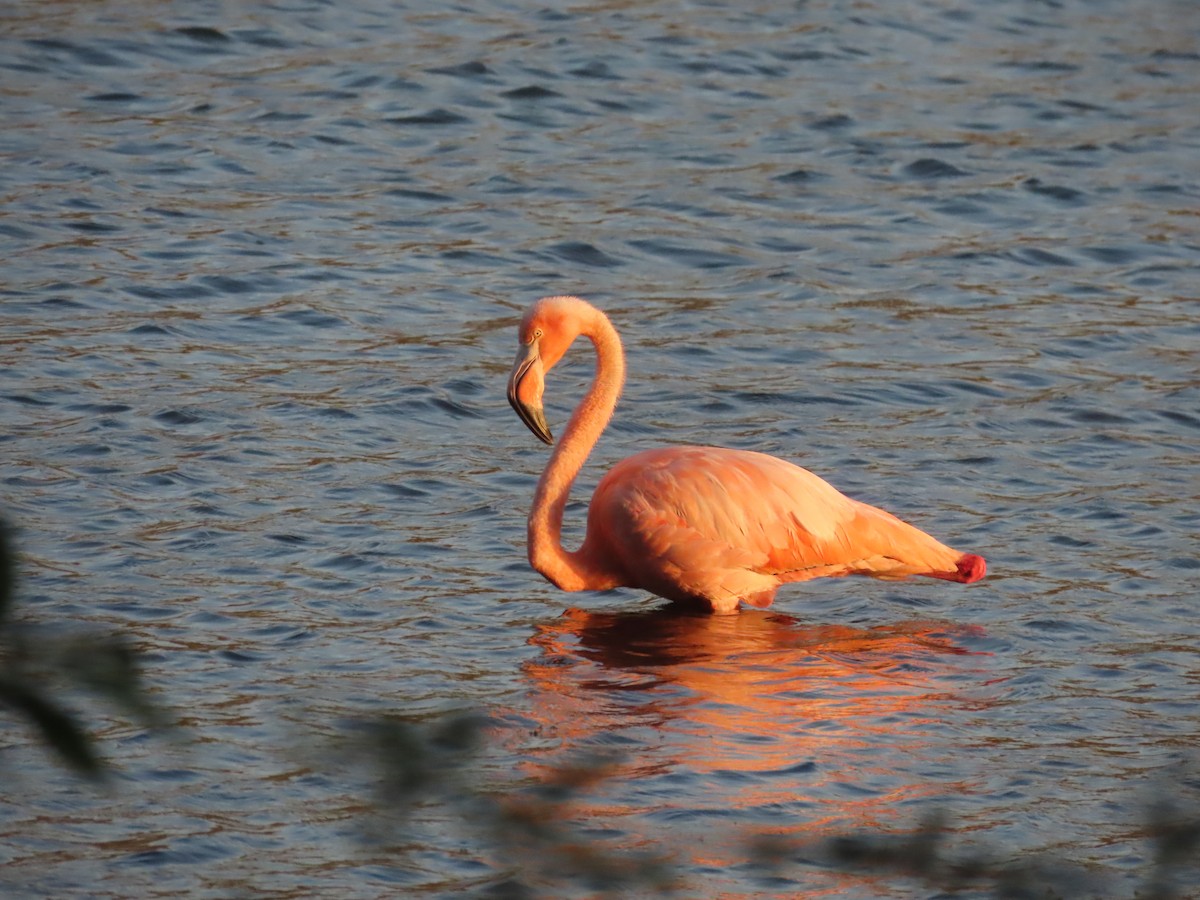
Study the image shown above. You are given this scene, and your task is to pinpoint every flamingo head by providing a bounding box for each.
[507,296,588,446]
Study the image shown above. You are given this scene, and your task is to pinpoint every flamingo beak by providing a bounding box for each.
[507,342,553,445]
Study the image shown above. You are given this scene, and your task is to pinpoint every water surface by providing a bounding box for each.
[2,0,1199,896]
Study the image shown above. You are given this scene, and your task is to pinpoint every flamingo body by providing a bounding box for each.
[508,295,985,614]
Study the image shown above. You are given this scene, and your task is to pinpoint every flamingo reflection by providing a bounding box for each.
[516,604,989,886]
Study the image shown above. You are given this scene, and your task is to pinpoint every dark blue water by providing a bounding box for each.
[2,0,1198,896]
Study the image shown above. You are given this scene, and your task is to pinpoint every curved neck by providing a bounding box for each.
[528,306,625,591]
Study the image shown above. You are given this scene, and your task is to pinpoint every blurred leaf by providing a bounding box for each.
[348,711,484,813]
[0,517,13,626]
[429,710,486,755]
[761,810,1109,899]
[1144,792,1200,900]
[0,676,105,780]
[59,631,170,731]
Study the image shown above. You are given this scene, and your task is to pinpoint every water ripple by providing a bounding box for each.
[2,0,1198,896]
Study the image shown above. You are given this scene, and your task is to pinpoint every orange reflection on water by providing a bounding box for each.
[516,604,990,894]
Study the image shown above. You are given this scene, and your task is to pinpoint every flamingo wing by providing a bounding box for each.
[585,446,970,611]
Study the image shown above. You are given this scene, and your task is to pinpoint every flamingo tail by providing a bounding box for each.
[924,553,987,584]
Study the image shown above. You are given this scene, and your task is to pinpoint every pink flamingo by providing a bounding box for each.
[507,295,986,614]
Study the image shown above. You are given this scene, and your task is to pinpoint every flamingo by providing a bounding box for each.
[507,295,986,614]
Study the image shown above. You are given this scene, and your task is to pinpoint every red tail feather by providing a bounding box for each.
[926,553,986,584]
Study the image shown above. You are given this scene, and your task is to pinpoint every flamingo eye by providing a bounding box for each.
[534,328,543,339]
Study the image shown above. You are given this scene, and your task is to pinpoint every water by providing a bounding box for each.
[2,0,1198,896]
